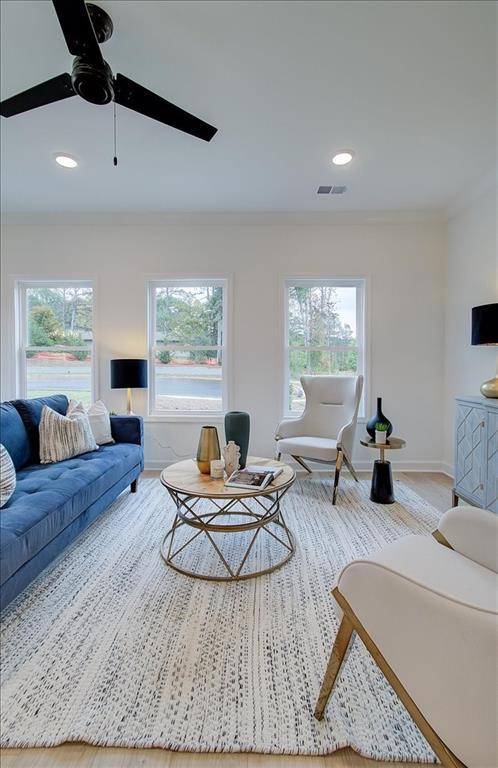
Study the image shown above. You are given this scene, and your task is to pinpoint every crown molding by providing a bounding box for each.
[0,209,446,228]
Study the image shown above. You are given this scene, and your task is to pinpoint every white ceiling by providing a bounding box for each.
[0,0,496,212]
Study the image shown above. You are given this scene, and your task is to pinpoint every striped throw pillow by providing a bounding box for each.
[0,444,16,508]
[39,401,98,464]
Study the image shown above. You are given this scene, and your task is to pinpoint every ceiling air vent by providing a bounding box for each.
[317,185,347,195]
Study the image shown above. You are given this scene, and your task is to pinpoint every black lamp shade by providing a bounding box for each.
[471,303,498,346]
[110,359,148,389]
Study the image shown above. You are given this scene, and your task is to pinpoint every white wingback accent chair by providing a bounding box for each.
[275,375,363,504]
[315,505,498,768]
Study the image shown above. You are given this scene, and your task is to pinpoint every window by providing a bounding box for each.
[17,281,94,406]
[149,280,227,415]
[284,279,365,415]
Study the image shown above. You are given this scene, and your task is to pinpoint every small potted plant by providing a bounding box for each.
[375,422,388,445]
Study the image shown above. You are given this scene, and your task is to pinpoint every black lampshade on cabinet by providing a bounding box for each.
[471,303,498,398]
[110,359,148,413]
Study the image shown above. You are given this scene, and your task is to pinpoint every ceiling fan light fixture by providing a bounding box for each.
[332,150,354,166]
[54,153,79,168]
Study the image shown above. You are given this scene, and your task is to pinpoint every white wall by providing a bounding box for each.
[443,185,498,474]
[1,214,446,471]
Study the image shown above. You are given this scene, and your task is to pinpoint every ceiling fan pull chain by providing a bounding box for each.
[113,101,118,166]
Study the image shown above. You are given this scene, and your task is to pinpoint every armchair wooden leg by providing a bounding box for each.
[291,455,313,473]
[276,452,282,461]
[331,588,466,768]
[314,613,355,720]
[131,479,138,493]
[342,451,359,482]
[332,450,343,504]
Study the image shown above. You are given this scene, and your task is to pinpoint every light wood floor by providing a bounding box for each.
[1,471,453,768]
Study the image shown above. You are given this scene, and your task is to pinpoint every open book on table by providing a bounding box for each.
[224,464,284,490]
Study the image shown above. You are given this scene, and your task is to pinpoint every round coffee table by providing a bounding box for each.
[360,436,406,504]
[160,457,296,581]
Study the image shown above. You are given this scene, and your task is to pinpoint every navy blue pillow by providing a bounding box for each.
[0,402,31,471]
[12,395,69,465]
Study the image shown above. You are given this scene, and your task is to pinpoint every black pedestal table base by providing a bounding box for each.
[370,459,395,504]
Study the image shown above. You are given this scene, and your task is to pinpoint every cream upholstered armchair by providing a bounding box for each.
[275,375,363,504]
[315,505,498,768]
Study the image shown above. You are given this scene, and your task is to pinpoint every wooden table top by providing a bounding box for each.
[160,456,296,499]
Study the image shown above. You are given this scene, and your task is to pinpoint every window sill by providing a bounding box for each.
[145,414,225,424]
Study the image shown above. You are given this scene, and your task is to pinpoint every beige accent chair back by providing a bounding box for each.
[275,375,363,503]
[298,375,363,455]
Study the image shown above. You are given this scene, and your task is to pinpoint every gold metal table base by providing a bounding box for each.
[161,486,295,581]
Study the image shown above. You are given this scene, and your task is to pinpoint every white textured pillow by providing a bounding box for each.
[39,401,98,464]
[0,444,16,508]
[87,400,114,445]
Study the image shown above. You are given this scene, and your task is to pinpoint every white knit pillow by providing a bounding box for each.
[39,400,98,464]
[0,444,16,508]
[87,400,114,445]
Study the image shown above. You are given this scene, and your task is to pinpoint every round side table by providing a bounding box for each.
[160,456,296,581]
[360,436,406,504]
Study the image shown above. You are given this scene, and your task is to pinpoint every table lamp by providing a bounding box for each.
[472,303,498,398]
[110,359,148,414]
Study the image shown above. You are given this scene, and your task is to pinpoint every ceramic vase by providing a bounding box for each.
[223,441,240,477]
[224,411,250,468]
[366,397,392,439]
[196,426,221,474]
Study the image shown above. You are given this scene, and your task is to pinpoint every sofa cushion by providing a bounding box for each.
[39,401,98,464]
[0,444,16,507]
[0,442,142,584]
[12,395,69,465]
[0,402,31,471]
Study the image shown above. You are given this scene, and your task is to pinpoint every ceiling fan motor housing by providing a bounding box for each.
[71,57,114,104]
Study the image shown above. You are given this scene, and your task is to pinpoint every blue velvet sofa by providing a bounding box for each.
[0,394,144,610]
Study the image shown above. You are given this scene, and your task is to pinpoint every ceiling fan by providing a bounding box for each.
[0,0,218,142]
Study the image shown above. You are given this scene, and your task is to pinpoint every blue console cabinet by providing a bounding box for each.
[453,396,498,513]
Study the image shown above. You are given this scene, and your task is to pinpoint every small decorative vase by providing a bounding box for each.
[375,429,387,445]
[196,426,221,474]
[223,440,240,477]
[367,397,392,439]
[224,411,250,469]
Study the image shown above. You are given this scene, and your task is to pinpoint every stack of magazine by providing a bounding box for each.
[225,464,284,490]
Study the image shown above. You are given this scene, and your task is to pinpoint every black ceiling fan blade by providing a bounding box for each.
[52,0,103,64]
[0,73,75,117]
[113,73,218,142]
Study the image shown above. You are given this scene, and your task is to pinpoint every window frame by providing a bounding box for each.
[147,278,229,419]
[16,279,96,403]
[283,278,366,418]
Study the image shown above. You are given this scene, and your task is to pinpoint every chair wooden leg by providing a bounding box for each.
[342,451,359,482]
[332,588,467,768]
[332,450,343,504]
[276,452,282,461]
[291,455,313,473]
[314,613,355,720]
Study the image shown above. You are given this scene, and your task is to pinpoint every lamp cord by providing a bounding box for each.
[113,102,118,166]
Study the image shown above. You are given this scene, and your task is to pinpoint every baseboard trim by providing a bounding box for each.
[145,459,449,473]
[440,462,454,480]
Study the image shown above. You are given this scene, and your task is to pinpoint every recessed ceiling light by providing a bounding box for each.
[54,154,78,169]
[332,150,354,166]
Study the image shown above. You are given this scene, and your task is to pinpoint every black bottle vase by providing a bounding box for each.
[366,397,393,439]
[224,411,250,469]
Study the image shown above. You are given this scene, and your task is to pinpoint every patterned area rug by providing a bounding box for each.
[1,475,441,760]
